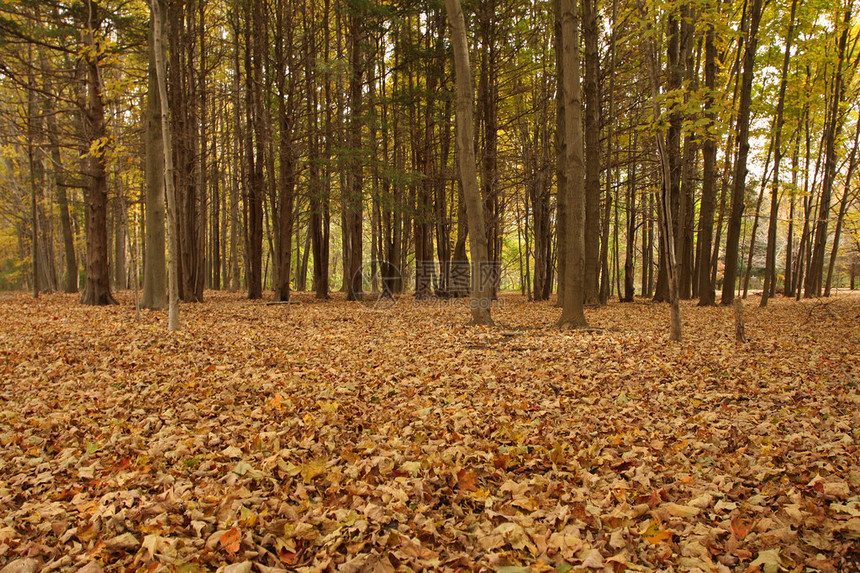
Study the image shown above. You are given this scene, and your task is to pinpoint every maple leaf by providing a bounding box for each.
[219,527,242,555]
[641,519,672,544]
[731,515,752,539]
[300,459,327,483]
[457,468,478,491]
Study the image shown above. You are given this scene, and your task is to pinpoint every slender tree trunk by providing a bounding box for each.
[637,0,681,340]
[760,0,797,306]
[721,0,763,306]
[345,9,364,301]
[142,26,167,309]
[246,0,265,299]
[445,0,494,325]
[697,7,718,306]
[824,116,860,296]
[582,0,601,305]
[807,4,853,297]
[275,0,296,301]
[152,0,179,330]
[623,125,638,302]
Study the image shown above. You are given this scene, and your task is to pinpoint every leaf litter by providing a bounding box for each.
[0,292,858,572]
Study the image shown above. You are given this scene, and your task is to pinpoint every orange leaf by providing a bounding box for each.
[641,519,672,545]
[219,527,242,555]
[457,468,478,492]
[731,515,750,540]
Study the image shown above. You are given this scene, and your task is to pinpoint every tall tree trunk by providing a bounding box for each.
[152,0,179,330]
[806,4,853,297]
[275,0,296,301]
[445,0,494,325]
[760,0,797,306]
[623,125,638,302]
[824,116,860,296]
[345,8,364,301]
[697,6,718,306]
[721,0,763,306]
[142,25,167,309]
[246,0,265,299]
[41,50,78,294]
[638,0,681,340]
[80,3,116,306]
[557,0,588,328]
[582,0,601,305]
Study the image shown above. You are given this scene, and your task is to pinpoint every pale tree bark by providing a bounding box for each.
[152,0,180,331]
[557,0,587,328]
[637,0,681,340]
[444,0,494,325]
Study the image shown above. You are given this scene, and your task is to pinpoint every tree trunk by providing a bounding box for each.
[445,0,494,325]
[142,26,167,309]
[806,5,852,297]
[696,6,717,306]
[760,0,797,306]
[582,0,600,305]
[152,0,179,330]
[80,4,116,306]
[824,116,860,296]
[275,0,296,302]
[637,0,681,340]
[345,9,364,301]
[721,0,763,306]
[557,0,588,328]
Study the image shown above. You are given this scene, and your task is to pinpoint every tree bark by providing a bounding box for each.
[445,0,494,325]
[557,0,588,328]
[142,27,167,310]
[582,0,600,305]
[80,3,116,306]
[824,116,860,296]
[806,4,853,297]
[697,7,718,306]
[152,0,179,330]
[721,0,763,306]
[760,0,797,306]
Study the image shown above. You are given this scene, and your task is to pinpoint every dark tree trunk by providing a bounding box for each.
[697,7,718,306]
[80,6,116,306]
[806,5,852,297]
[582,0,601,305]
[721,0,763,306]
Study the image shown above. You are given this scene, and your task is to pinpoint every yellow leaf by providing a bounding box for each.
[641,519,672,544]
[301,459,327,484]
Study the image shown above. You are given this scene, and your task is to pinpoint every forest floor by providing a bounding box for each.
[0,291,858,573]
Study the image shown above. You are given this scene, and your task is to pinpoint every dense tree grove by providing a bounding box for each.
[1,0,858,314]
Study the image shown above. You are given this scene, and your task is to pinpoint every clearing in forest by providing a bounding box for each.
[0,292,858,572]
